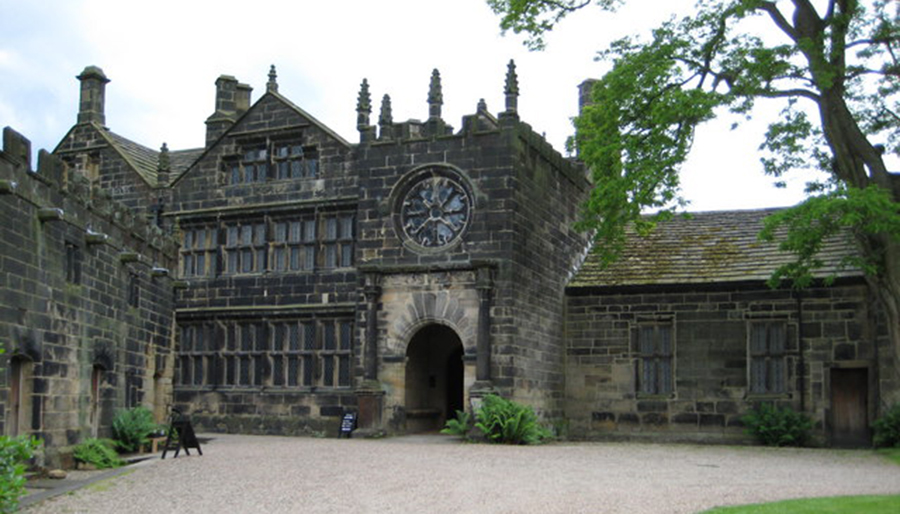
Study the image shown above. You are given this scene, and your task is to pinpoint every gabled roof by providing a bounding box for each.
[55,122,201,187]
[568,208,862,289]
[169,90,351,186]
[102,130,159,184]
[268,90,352,148]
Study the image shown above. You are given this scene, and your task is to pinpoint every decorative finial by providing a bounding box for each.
[477,98,487,113]
[158,142,170,172]
[379,94,393,141]
[428,69,443,120]
[505,60,519,114]
[267,65,278,93]
[357,79,372,115]
[357,79,375,143]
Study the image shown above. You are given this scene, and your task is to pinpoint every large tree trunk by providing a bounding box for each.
[818,90,900,407]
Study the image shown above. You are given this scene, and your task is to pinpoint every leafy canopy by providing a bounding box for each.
[489,0,900,284]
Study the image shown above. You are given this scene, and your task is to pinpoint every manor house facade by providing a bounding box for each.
[1,64,894,464]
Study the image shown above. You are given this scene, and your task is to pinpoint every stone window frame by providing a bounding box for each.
[223,222,267,275]
[127,271,141,308]
[176,316,353,390]
[747,320,790,396]
[273,143,318,180]
[270,218,317,272]
[65,240,83,284]
[321,214,354,269]
[180,225,216,278]
[633,317,676,398]
[224,138,319,186]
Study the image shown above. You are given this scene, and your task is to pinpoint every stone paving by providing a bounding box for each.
[21,434,900,514]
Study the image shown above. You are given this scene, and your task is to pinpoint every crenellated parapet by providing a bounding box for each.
[1,126,179,272]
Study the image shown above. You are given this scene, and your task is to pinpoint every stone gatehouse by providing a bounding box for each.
[1,63,895,462]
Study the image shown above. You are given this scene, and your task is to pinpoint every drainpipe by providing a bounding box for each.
[796,289,806,413]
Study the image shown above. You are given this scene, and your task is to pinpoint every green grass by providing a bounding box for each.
[702,495,900,513]
[877,447,900,466]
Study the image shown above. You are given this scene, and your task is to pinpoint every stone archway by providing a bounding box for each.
[405,324,464,433]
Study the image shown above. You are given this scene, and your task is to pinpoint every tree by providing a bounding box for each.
[488,0,900,394]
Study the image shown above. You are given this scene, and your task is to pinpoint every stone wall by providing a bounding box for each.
[166,88,361,435]
[505,126,590,417]
[0,127,178,466]
[564,280,892,443]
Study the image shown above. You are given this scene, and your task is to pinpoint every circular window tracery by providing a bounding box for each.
[398,169,472,250]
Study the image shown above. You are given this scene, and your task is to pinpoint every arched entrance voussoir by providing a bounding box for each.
[390,291,476,355]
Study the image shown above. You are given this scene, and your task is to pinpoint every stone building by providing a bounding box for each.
[1,62,895,457]
[0,126,179,467]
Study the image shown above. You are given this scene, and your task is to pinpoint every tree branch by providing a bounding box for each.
[756,88,821,102]
[758,2,799,41]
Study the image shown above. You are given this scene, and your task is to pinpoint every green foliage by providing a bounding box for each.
[486,0,621,50]
[112,406,160,453]
[488,0,900,301]
[760,185,900,288]
[72,438,124,469]
[0,435,40,514]
[473,394,551,445]
[874,404,900,448]
[440,410,472,437]
[742,403,812,447]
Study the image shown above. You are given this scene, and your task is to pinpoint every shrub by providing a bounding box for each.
[473,394,551,445]
[440,410,472,437]
[0,435,40,514]
[874,404,900,448]
[112,406,160,453]
[73,438,124,469]
[742,403,812,447]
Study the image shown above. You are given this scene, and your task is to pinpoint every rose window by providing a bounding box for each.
[399,174,471,248]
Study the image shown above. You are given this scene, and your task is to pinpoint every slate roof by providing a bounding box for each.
[568,208,863,289]
[103,130,159,184]
[94,126,201,186]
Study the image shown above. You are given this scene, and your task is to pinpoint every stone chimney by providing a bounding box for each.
[206,75,252,146]
[77,66,110,125]
[578,79,598,115]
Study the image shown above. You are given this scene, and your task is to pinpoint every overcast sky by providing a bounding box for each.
[0,0,824,211]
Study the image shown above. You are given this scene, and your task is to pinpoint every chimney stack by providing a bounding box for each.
[77,66,110,125]
[206,75,251,146]
[578,79,598,115]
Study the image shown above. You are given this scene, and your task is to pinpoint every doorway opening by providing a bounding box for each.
[90,365,104,438]
[7,356,33,436]
[831,367,870,447]
[405,324,464,433]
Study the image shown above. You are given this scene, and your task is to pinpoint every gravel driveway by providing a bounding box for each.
[24,433,900,514]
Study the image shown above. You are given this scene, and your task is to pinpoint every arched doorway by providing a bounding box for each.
[405,324,464,433]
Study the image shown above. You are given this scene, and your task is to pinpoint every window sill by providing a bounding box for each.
[635,393,676,400]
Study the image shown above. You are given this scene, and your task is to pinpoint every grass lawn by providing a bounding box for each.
[702,495,900,513]
[703,449,900,513]
[878,447,900,466]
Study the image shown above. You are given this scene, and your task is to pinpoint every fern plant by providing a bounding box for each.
[73,438,123,469]
[474,394,551,445]
[440,410,472,437]
[112,406,161,453]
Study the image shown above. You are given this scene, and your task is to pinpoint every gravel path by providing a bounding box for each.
[24,433,900,514]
